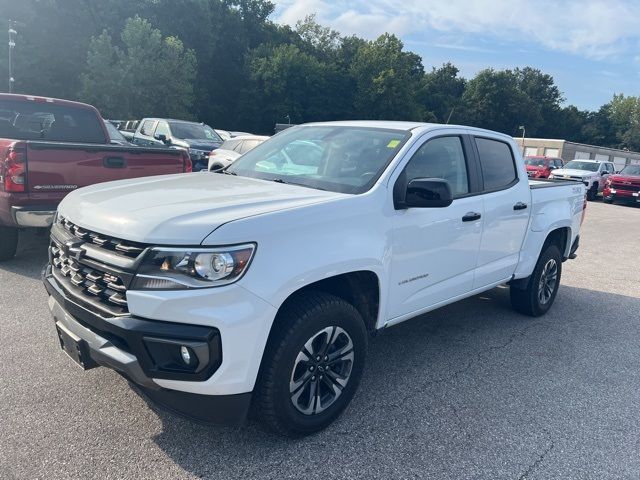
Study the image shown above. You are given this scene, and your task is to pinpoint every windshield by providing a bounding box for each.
[564,160,599,172]
[169,122,221,141]
[524,157,548,167]
[620,165,640,176]
[226,126,411,194]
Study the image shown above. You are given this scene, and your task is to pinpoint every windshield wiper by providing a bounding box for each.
[221,170,237,176]
[272,178,287,184]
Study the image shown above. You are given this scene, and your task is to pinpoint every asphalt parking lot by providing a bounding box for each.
[1,201,639,480]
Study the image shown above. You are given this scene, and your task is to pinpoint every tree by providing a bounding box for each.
[239,43,341,130]
[350,34,426,121]
[80,16,196,119]
[420,63,466,123]
[460,68,541,135]
[606,94,640,150]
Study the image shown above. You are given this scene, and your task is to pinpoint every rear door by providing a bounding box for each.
[472,136,530,289]
[387,132,484,319]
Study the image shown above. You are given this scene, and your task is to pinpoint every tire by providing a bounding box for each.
[586,183,598,201]
[255,291,367,437]
[510,244,562,317]
[603,197,613,204]
[0,225,19,261]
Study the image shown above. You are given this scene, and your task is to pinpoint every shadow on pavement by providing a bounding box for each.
[142,284,640,479]
[0,229,49,280]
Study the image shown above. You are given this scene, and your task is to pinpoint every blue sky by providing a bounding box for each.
[273,0,640,111]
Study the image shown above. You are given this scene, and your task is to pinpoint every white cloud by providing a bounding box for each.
[273,0,640,59]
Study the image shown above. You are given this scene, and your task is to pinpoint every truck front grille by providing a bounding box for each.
[611,182,640,193]
[49,218,148,316]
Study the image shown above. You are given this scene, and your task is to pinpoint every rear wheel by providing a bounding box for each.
[603,197,613,204]
[0,226,19,261]
[510,244,562,317]
[255,291,367,437]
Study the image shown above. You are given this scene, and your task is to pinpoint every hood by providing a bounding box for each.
[58,173,344,245]
[525,164,549,171]
[182,138,222,150]
[608,173,640,184]
[551,168,596,178]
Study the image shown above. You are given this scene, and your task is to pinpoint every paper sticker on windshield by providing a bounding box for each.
[387,140,401,148]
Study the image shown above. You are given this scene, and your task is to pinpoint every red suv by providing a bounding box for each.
[524,156,564,179]
[603,164,640,204]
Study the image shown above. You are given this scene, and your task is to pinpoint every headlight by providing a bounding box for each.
[131,244,255,290]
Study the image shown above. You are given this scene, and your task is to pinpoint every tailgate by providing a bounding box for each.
[25,142,185,193]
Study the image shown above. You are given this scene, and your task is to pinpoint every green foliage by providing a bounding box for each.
[350,34,426,121]
[80,16,196,119]
[1,0,638,146]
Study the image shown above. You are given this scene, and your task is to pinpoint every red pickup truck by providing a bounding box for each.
[0,94,191,260]
[603,164,640,204]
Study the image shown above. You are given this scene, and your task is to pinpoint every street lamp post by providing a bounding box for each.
[8,23,17,93]
[518,125,526,155]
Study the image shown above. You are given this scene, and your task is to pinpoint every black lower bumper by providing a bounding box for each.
[43,266,251,426]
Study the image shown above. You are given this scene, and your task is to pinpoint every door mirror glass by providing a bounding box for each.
[154,133,170,144]
[403,178,453,209]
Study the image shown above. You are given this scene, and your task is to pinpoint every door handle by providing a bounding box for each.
[462,212,481,222]
[513,202,528,211]
[103,156,127,168]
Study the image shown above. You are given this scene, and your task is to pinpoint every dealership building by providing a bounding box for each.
[515,138,640,172]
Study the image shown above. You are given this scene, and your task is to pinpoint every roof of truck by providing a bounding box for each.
[0,93,97,111]
[300,120,515,140]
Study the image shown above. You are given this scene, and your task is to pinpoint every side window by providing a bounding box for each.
[403,136,469,197]
[140,120,158,136]
[555,159,564,168]
[475,137,518,191]
[154,121,171,139]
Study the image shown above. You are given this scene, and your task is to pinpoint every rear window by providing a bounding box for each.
[476,138,517,190]
[0,99,106,143]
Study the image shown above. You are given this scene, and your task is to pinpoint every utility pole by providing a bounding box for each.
[518,125,526,155]
[8,20,17,93]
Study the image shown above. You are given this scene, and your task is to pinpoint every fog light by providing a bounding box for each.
[180,346,191,364]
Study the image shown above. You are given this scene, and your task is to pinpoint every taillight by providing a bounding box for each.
[182,151,192,173]
[2,143,26,192]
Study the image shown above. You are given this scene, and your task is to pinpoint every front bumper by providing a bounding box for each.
[43,267,255,425]
[603,188,639,201]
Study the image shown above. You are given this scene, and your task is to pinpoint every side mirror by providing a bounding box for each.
[154,133,170,144]
[400,178,453,209]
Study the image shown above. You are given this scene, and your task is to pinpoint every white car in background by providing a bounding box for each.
[215,129,256,141]
[208,135,269,171]
[549,159,615,200]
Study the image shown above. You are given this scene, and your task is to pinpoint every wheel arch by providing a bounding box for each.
[271,270,381,335]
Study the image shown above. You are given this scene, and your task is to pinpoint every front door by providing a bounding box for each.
[388,135,483,320]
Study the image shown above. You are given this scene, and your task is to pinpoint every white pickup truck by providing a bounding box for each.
[44,121,585,436]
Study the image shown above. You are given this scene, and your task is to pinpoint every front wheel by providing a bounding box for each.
[510,244,562,317]
[586,183,598,201]
[0,226,19,261]
[255,292,367,437]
